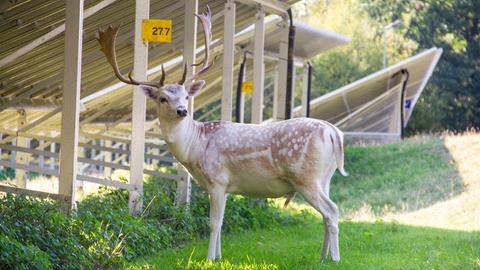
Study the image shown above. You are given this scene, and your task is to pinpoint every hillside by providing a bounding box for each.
[129,132,480,269]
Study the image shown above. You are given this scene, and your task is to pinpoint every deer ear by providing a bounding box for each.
[186,80,205,96]
[139,85,160,100]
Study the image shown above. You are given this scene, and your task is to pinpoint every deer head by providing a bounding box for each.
[97,6,213,121]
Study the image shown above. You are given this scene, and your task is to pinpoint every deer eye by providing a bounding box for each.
[186,96,189,100]
[160,97,168,103]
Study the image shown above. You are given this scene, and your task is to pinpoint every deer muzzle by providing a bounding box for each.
[176,106,188,117]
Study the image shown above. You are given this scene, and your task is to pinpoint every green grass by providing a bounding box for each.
[125,134,478,269]
[330,137,461,215]
[128,218,480,270]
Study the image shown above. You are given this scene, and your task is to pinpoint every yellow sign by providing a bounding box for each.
[141,19,172,42]
[241,81,253,94]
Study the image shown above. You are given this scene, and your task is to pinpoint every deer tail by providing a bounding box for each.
[328,125,348,177]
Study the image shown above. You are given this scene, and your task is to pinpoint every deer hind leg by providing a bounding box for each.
[207,187,227,260]
[295,182,340,262]
[316,161,338,260]
[321,217,330,260]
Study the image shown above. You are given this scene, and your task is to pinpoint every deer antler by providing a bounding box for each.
[179,5,214,85]
[97,25,165,88]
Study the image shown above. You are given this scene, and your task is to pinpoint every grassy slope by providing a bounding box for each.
[130,219,479,270]
[127,134,480,269]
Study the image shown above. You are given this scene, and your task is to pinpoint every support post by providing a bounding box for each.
[251,5,265,124]
[50,142,55,170]
[0,134,2,170]
[15,109,28,188]
[235,53,245,123]
[239,59,246,123]
[129,0,149,214]
[175,0,199,206]
[288,64,296,114]
[184,0,198,115]
[58,0,84,213]
[284,9,296,119]
[221,0,235,121]
[77,143,85,191]
[275,18,289,120]
[38,140,45,169]
[301,64,308,117]
[272,66,279,120]
[104,140,112,177]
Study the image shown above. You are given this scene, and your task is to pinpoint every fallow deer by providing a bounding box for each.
[97,6,347,262]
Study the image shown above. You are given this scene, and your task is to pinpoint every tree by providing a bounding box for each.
[362,0,480,132]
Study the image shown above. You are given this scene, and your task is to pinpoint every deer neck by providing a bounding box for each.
[158,115,203,164]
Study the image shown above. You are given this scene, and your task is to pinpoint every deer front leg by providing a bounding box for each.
[207,187,227,260]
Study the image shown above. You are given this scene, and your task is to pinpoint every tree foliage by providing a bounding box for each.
[296,0,479,133]
[361,0,480,132]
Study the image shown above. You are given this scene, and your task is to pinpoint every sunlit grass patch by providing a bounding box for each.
[127,218,480,270]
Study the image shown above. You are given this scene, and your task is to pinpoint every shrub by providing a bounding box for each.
[0,173,302,269]
[0,233,52,270]
[0,194,92,269]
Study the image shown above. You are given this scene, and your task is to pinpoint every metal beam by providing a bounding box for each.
[275,18,289,120]
[0,0,117,68]
[301,63,309,117]
[251,5,265,124]
[175,0,199,206]
[289,64,296,114]
[183,0,198,115]
[335,84,403,127]
[128,0,149,215]
[0,184,69,201]
[104,140,112,177]
[0,107,62,144]
[221,0,235,121]
[272,66,279,120]
[0,98,62,110]
[77,174,133,190]
[15,110,28,188]
[239,61,247,123]
[49,142,56,170]
[236,0,288,15]
[58,0,84,212]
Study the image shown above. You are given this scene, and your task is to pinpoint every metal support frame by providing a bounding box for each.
[301,63,309,117]
[15,109,28,188]
[184,0,198,115]
[306,63,312,117]
[0,0,117,68]
[251,5,265,124]
[239,63,246,123]
[58,0,84,212]
[104,140,112,177]
[236,0,288,15]
[272,66,279,120]
[235,52,247,123]
[175,0,199,206]
[275,18,289,120]
[49,143,56,169]
[38,139,44,170]
[284,9,296,120]
[335,84,403,128]
[288,64,296,115]
[399,69,410,139]
[221,0,235,121]
[0,107,61,144]
[128,0,149,215]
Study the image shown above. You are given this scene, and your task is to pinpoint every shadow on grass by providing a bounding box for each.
[292,136,463,217]
[129,219,480,270]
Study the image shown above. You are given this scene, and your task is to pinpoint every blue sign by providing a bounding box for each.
[405,99,412,109]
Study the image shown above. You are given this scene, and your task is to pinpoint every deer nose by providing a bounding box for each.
[176,108,188,117]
